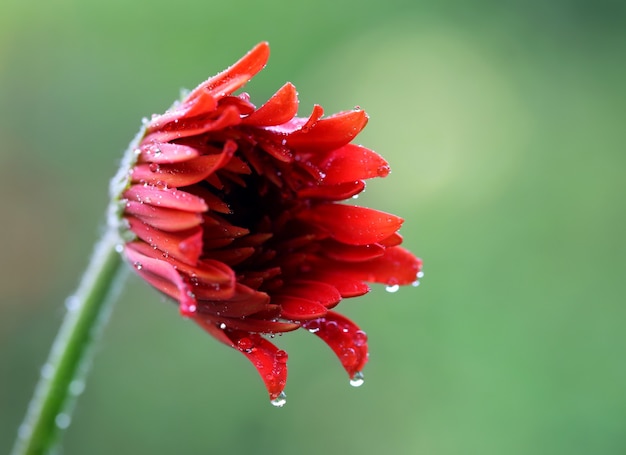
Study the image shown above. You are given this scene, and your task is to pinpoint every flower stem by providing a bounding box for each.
[11,228,127,455]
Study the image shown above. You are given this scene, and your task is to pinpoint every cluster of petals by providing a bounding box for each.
[121,42,422,402]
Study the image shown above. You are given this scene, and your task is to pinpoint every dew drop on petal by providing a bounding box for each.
[417,271,425,279]
[237,337,255,353]
[385,284,400,293]
[353,330,368,346]
[219,323,227,329]
[411,280,420,287]
[349,371,365,387]
[275,349,288,364]
[270,391,287,407]
[133,262,143,270]
[149,163,160,173]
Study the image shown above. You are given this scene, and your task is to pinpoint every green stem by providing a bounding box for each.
[11,228,127,455]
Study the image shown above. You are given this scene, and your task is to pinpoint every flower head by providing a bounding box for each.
[119,42,422,404]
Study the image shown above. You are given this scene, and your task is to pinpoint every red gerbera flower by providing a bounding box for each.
[119,42,422,405]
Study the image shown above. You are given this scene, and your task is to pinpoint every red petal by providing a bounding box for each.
[125,201,203,232]
[197,284,272,317]
[124,244,198,315]
[286,109,368,153]
[276,279,342,308]
[126,216,203,266]
[144,105,242,144]
[300,270,370,298]
[297,180,365,200]
[302,311,368,379]
[273,295,328,321]
[186,42,270,102]
[321,240,385,262]
[132,141,237,187]
[124,185,208,213]
[317,144,390,184]
[127,241,234,288]
[242,82,298,126]
[297,204,403,245]
[139,142,200,164]
[316,246,422,286]
[191,319,288,401]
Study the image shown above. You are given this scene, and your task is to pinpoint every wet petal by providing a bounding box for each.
[302,311,368,379]
[186,42,270,102]
[126,216,203,266]
[124,184,208,212]
[276,279,342,308]
[317,144,390,184]
[125,201,203,231]
[286,109,368,153]
[139,142,200,164]
[242,82,298,126]
[191,320,288,401]
[297,180,365,200]
[297,204,403,245]
[124,244,198,315]
[274,295,328,321]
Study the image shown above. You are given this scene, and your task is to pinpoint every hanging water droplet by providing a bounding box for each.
[133,262,143,270]
[417,271,425,279]
[270,391,287,407]
[55,413,71,429]
[349,371,365,387]
[385,284,400,293]
[411,280,420,287]
[219,323,227,329]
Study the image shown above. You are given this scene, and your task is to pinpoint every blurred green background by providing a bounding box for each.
[2,0,625,454]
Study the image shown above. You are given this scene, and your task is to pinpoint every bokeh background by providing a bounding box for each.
[2,0,625,454]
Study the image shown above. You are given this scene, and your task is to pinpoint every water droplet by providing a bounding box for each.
[133,262,143,270]
[153,148,162,156]
[69,380,85,396]
[411,280,420,287]
[18,423,31,439]
[354,330,368,346]
[417,271,425,279]
[65,296,80,312]
[237,337,255,353]
[55,413,71,429]
[219,323,227,329]
[149,163,160,173]
[352,194,359,199]
[270,391,287,407]
[115,244,124,253]
[385,284,400,293]
[350,371,365,387]
[275,349,288,364]
[40,363,54,379]
[307,319,321,333]
[281,138,287,146]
